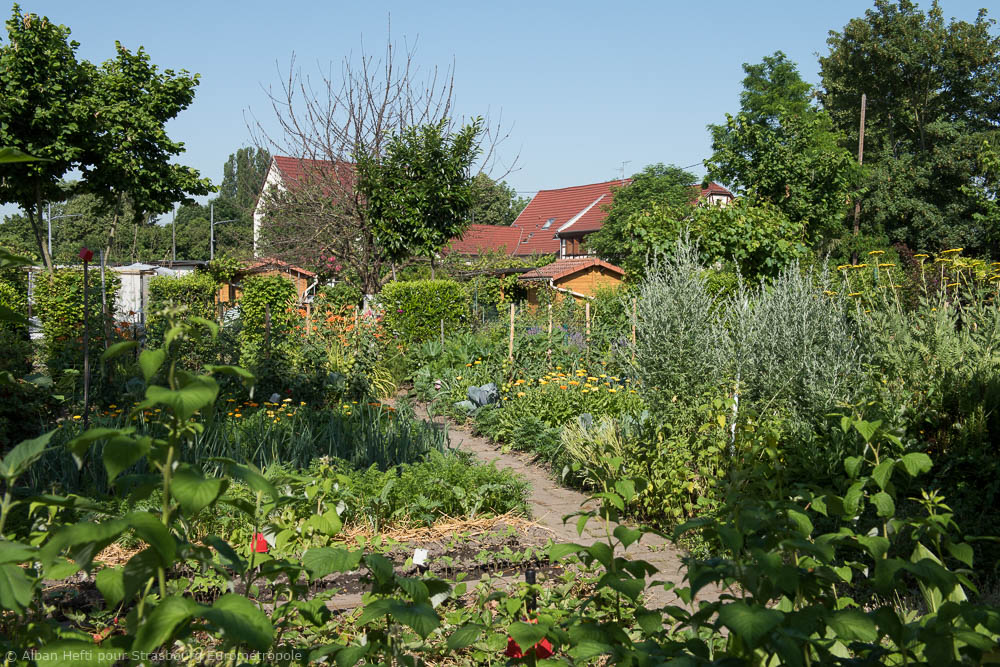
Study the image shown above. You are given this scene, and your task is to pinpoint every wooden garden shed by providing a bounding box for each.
[518,257,625,305]
[218,257,318,304]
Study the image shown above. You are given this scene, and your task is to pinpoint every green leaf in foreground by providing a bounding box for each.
[718,601,783,648]
[199,593,274,651]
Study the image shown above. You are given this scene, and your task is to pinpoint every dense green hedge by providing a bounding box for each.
[238,275,299,392]
[380,279,468,343]
[33,268,120,375]
[147,271,218,344]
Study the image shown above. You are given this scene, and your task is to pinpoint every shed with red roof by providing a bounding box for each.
[518,257,626,304]
[218,257,318,304]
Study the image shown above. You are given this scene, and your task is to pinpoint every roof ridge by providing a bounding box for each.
[536,178,631,194]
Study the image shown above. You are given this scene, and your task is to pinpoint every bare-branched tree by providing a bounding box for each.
[250,36,516,294]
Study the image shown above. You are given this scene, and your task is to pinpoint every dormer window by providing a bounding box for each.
[541,217,555,229]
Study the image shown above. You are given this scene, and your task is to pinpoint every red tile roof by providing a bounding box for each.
[510,179,629,254]
[519,257,625,282]
[272,156,354,188]
[443,224,524,256]
[699,182,734,199]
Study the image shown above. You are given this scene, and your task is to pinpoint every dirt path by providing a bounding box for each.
[412,401,724,609]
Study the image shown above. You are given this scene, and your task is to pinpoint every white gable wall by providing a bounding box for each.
[252,160,285,257]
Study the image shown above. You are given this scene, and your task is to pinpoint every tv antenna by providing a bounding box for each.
[620,160,631,185]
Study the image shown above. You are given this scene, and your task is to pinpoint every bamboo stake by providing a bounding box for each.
[508,302,515,362]
[440,319,444,347]
[585,301,590,341]
[306,302,312,336]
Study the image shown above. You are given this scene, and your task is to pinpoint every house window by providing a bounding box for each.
[542,217,556,230]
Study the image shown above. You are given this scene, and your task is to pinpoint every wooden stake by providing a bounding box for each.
[547,304,553,367]
[440,318,444,347]
[852,93,866,264]
[306,302,312,336]
[585,301,590,341]
[631,298,637,360]
[508,302,515,362]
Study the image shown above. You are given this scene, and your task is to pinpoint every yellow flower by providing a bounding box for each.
[608,388,617,393]
[516,391,526,397]
[109,404,117,409]
[456,376,463,380]
[914,254,929,258]
[300,401,306,406]
[587,376,598,382]
[581,389,589,394]
[849,292,862,297]
[227,412,233,416]
[283,398,292,403]
[942,248,963,254]
[878,263,895,268]
[235,413,242,418]
[465,363,472,367]
[72,415,81,420]
[947,282,959,287]
[836,264,851,270]
[539,380,548,385]
[599,374,607,378]
[868,250,885,256]
[823,290,837,296]
[934,258,951,263]
[853,263,868,269]
[568,380,579,386]
[474,360,482,365]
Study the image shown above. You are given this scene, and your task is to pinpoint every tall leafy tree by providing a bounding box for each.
[0,5,90,272]
[212,147,270,257]
[587,164,697,277]
[819,0,1000,252]
[467,173,529,225]
[706,52,858,243]
[80,42,212,263]
[356,118,483,276]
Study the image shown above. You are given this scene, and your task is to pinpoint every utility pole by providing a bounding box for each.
[47,203,83,259]
[852,93,866,264]
[620,160,631,186]
[209,202,237,261]
[171,206,176,265]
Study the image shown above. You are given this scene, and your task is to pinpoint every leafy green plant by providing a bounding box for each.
[379,279,469,344]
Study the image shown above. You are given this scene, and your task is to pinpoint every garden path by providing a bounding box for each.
[410,400,725,609]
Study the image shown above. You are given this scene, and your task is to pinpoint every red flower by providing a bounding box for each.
[79,247,94,262]
[504,619,554,659]
[252,532,269,553]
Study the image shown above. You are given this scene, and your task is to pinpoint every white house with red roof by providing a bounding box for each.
[445,177,733,261]
[252,155,354,256]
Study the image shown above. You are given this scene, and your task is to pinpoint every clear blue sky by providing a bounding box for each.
[7,0,996,206]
